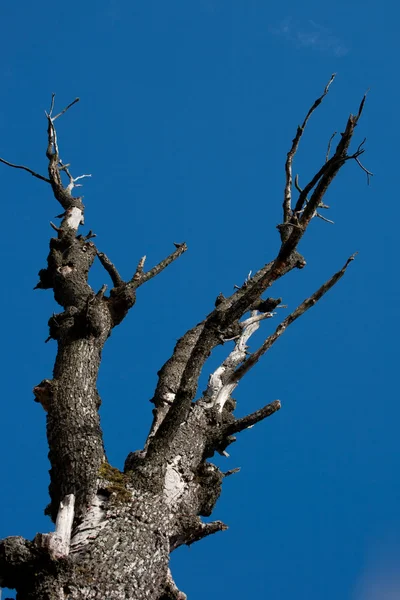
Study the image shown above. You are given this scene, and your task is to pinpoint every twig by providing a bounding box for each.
[0,157,51,183]
[48,93,56,118]
[52,98,80,121]
[294,173,304,197]
[325,132,337,162]
[283,74,335,223]
[224,467,241,477]
[316,212,334,224]
[356,90,369,119]
[354,156,373,184]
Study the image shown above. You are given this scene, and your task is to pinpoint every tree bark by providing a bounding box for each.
[0,80,368,599]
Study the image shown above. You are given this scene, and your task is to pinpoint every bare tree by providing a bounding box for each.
[0,76,369,600]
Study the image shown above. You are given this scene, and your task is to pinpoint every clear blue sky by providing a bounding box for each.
[0,2,398,599]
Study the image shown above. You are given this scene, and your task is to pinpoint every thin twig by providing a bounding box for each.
[73,174,91,182]
[316,212,334,224]
[356,91,369,119]
[52,98,80,121]
[48,93,56,118]
[0,158,51,183]
[224,467,241,477]
[354,156,373,184]
[325,132,337,162]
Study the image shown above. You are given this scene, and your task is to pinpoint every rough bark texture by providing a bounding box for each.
[0,80,368,599]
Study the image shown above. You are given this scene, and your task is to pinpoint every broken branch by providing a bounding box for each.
[97,252,123,287]
[225,400,281,435]
[172,520,228,550]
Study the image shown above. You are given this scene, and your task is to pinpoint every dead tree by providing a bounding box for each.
[0,76,369,600]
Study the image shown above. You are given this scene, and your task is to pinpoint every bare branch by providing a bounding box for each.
[187,520,228,546]
[298,118,359,225]
[132,255,147,282]
[294,175,334,224]
[146,257,302,458]
[58,160,91,193]
[171,520,228,550]
[283,74,335,223]
[279,104,365,261]
[43,96,86,216]
[144,87,364,473]
[234,253,357,382]
[47,93,56,118]
[325,132,337,162]
[52,97,80,121]
[316,212,334,224]
[49,221,62,233]
[97,252,123,287]
[357,90,368,119]
[73,173,92,183]
[0,157,51,183]
[84,230,97,240]
[225,400,281,435]
[203,310,274,412]
[133,243,188,287]
[354,155,373,184]
[224,467,241,477]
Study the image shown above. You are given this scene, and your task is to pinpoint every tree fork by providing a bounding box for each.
[0,80,368,599]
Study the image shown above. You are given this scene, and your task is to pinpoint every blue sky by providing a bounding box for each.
[0,1,398,599]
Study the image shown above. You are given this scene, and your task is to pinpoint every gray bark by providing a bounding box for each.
[0,82,367,599]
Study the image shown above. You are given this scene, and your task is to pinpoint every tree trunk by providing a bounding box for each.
[0,80,367,599]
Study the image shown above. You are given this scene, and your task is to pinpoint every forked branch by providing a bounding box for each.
[234,253,357,382]
[283,73,335,223]
[132,243,188,287]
